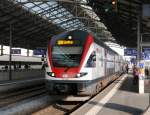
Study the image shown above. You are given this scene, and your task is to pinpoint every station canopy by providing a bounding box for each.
[87,0,150,47]
[0,0,112,49]
[0,0,149,49]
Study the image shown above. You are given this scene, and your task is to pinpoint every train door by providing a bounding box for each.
[95,46,101,78]
[104,49,107,76]
[101,48,105,76]
[95,45,105,78]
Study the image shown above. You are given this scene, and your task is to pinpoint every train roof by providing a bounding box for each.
[52,30,120,55]
[94,38,119,55]
[73,30,119,55]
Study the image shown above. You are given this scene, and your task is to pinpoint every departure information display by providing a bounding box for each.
[57,39,80,45]
[57,40,74,45]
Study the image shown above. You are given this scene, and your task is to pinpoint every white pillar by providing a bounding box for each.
[139,78,144,94]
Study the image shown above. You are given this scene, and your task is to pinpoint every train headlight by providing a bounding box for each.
[76,72,87,78]
[51,73,55,77]
[47,72,55,77]
[77,73,81,78]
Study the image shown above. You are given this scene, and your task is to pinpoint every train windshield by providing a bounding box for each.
[52,46,83,67]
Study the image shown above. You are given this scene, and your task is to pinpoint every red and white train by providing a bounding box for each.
[45,30,124,95]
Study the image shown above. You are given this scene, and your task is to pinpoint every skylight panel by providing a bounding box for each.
[31,6,41,11]
[14,0,28,3]
[36,7,49,14]
[53,19,62,23]
[47,1,57,5]
[45,13,51,17]
[14,0,88,31]
[24,3,35,8]
[39,4,49,9]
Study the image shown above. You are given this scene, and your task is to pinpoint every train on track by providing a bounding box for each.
[45,30,124,95]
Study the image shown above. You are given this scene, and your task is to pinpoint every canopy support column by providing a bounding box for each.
[9,24,12,80]
[1,44,3,56]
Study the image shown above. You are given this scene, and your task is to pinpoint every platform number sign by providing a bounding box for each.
[142,48,150,60]
[124,48,137,56]
[11,49,21,54]
[142,53,150,60]
[33,49,46,55]
[143,4,150,17]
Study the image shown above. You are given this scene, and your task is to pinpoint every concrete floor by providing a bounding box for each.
[98,75,149,115]
[72,75,149,115]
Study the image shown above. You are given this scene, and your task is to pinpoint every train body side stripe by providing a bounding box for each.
[79,34,93,72]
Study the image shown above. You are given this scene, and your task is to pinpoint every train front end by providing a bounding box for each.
[45,30,94,95]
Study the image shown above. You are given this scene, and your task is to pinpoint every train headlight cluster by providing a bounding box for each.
[77,73,81,78]
[76,72,87,78]
[51,73,55,77]
[47,72,55,77]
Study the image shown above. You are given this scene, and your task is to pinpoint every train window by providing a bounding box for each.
[85,51,96,67]
[52,46,83,67]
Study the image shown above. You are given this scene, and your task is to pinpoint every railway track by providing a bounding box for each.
[0,84,46,107]
[0,90,98,115]
[0,74,124,115]
[31,75,124,115]
[32,98,88,115]
[31,88,106,115]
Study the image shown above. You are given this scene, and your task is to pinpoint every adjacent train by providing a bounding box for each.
[0,55,42,70]
[45,30,124,95]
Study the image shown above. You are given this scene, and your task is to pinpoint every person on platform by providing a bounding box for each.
[126,64,129,73]
[24,64,28,69]
[133,65,139,84]
[145,67,149,78]
[4,65,8,70]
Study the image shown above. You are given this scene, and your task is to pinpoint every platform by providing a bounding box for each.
[0,69,44,82]
[71,74,149,115]
[0,77,45,94]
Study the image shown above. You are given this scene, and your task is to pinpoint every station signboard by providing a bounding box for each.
[143,48,150,54]
[11,49,21,54]
[142,4,150,17]
[124,48,137,56]
[33,48,46,55]
[142,53,150,60]
[124,48,150,60]
[142,48,150,60]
